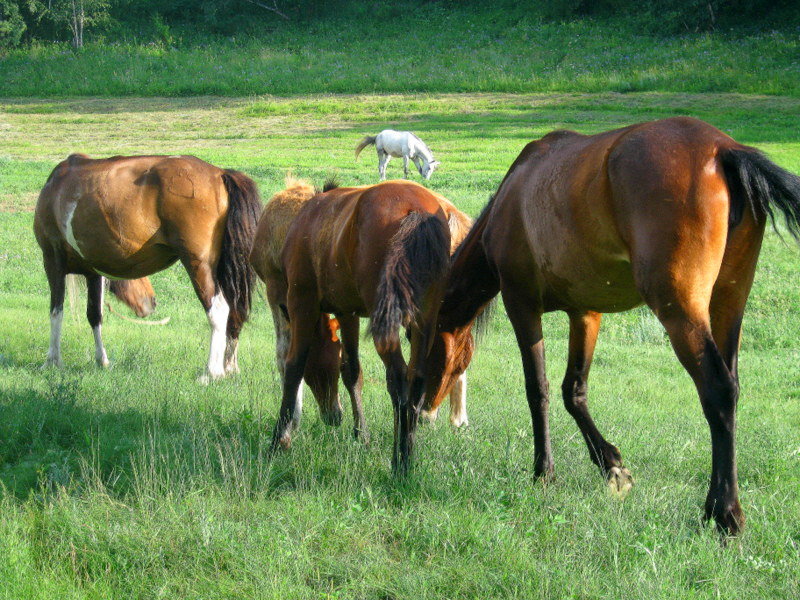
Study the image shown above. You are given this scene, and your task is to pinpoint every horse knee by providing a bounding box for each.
[561,376,588,416]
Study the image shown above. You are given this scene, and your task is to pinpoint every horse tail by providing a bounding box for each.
[721,147,800,241]
[370,211,450,352]
[354,135,377,160]
[219,169,262,337]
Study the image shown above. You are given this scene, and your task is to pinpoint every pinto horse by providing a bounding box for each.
[34,154,261,379]
[432,117,800,534]
[268,179,471,471]
[250,177,473,439]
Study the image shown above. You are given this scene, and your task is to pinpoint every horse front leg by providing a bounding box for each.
[563,311,632,497]
[272,305,318,451]
[402,155,410,179]
[503,289,554,479]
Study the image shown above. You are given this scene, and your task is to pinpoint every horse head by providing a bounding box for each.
[108,277,157,318]
[304,314,344,426]
[422,159,441,180]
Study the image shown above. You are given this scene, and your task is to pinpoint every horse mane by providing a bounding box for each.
[446,193,500,340]
[273,175,316,206]
[322,176,339,192]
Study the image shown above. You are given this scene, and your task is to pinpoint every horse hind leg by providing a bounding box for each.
[42,247,66,368]
[562,311,632,497]
[86,275,109,367]
[270,301,304,433]
[182,257,229,383]
[378,151,390,180]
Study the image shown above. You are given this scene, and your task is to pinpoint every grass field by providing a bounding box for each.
[1,93,799,598]
[1,17,799,97]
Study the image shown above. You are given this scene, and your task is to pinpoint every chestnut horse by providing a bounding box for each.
[250,177,473,440]
[34,154,261,379]
[433,117,800,534]
[269,180,470,471]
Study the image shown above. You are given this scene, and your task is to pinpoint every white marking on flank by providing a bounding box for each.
[64,202,84,258]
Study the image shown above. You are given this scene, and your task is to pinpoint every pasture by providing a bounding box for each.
[1,93,799,598]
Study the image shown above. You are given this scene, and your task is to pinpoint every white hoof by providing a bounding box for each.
[607,466,634,500]
[420,408,439,423]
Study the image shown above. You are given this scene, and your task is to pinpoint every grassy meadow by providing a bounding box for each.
[1,93,799,598]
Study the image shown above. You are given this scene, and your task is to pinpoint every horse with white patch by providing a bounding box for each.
[34,153,261,381]
[355,130,441,181]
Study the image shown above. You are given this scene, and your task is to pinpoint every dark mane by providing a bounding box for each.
[321,176,339,192]
[444,193,500,338]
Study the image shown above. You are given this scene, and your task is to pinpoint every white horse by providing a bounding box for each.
[355,129,441,181]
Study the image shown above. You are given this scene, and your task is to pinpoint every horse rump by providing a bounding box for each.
[369,211,450,351]
[721,147,800,240]
[219,170,262,337]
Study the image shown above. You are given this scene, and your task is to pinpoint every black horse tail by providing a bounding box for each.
[219,169,262,338]
[370,211,450,352]
[721,147,800,241]
[354,135,377,160]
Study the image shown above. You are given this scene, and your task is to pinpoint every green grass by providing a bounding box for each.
[1,94,799,598]
[1,16,799,97]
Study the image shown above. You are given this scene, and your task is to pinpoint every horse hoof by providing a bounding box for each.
[449,416,469,429]
[42,358,62,369]
[197,371,223,385]
[607,466,634,499]
[706,500,745,536]
[419,408,439,424]
[96,358,110,369]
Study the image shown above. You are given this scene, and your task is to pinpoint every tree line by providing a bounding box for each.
[1,0,798,50]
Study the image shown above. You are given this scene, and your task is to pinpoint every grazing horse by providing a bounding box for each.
[34,154,261,380]
[269,179,470,472]
[431,117,800,534]
[250,177,474,438]
[355,130,441,181]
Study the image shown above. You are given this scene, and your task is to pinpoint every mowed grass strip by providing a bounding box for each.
[0,94,799,599]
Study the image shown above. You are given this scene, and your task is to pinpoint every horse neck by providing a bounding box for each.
[409,135,433,163]
[440,209,500,332]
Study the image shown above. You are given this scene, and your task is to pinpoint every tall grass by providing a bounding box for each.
[1,17,799,97]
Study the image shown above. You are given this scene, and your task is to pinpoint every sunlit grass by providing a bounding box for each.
[0,94,799,598]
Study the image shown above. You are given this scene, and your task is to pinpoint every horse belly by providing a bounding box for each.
[63,200,172,277]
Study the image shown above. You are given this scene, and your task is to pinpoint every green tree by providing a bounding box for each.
[0,0,27,47]
[37,0,110,47]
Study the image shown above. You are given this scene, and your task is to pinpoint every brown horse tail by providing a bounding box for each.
[721,147,800,241]
[354,135,377,160]
[370,211,450,351]
[220,170,262,337]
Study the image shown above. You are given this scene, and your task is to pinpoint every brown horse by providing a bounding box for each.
[250,177,474,436]
[34,154,261,379]
[268,179,472,471]
[432,117,800,534]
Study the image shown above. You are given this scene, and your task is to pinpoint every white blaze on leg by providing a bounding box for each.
[449,371,469,428]
[205,292,230,381]
[224,337,239,374]
[45,308,63,367]
[93,279,109,367]
[290,383,304,433]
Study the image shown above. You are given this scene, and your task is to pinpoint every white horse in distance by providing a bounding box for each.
[355,130,441,181]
